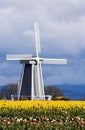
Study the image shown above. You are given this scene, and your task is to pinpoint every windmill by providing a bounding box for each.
[6,22,67,100]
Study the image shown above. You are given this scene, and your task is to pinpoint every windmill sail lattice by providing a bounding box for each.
[6,22,67,100]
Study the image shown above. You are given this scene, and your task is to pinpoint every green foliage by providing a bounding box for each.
[45,86,64,99]
[54,96,69,101]
[19,97,28,100]
[0,91,4,99]
[0,107,85,129]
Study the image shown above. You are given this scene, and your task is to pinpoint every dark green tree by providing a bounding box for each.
[45,86,64,99]
[2,83,18,99]
[0,91,4,99]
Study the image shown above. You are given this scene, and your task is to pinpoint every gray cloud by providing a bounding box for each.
[0,0,85,85]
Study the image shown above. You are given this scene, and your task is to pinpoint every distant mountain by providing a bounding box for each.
[56,83,85,100]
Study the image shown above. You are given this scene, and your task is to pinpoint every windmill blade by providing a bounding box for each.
[34,22,41,57]
[6,54,32,60]
[42,58,67,64]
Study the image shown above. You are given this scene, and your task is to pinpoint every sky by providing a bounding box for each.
[0,0,85,85]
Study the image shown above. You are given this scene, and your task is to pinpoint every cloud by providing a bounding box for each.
[23,30,34,37]
[0,75,19,85]
[0,7,15,37]
[44,65,85,85]
[0,0,85,56]
[0,61,21,85]
[0,0,85,85]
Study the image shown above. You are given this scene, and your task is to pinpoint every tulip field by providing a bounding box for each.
[0,100,85,130]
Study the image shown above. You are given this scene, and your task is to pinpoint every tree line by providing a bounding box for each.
[0,83,65,100]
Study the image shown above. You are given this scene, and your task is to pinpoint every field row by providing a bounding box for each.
[0,100,85,109]
[0,100,85,130]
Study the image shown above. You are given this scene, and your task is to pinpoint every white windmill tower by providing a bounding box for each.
[6,22,67,100]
